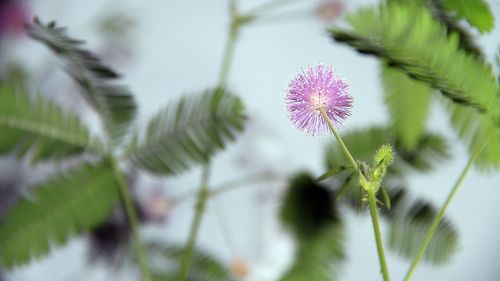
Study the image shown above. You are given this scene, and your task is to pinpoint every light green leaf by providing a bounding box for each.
[128,88,246,176]
[381,65,432,151]
[331,2,499,119]
[443,0,494,33]
[0,83,103,161]
[0,161,120,268]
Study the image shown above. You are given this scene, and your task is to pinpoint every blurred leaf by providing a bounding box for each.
[279,172,345,281]
[26,17,137,144]
[442,0,494,33]
[144,242,235,281]
[381,66,432,151]
[128,88,246,176]
[331,2,499,119]
[325,127,450,173]
[0,83,103,161]
[427,0,484,58]
[397,133,451,172]
[0,161,120,268]
[447,102,500,170]
[387,200,459,265]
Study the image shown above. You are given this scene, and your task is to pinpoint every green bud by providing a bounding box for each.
[372,144,394,184]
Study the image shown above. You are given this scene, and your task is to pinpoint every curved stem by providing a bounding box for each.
[368,189,391,281]
[111,160,151,281]
[404,146,483,281]
[179,166,211,281]
[320,108,390,281]
[217,22,239,88]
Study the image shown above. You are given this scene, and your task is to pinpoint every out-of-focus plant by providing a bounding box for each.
[0,0,499,280]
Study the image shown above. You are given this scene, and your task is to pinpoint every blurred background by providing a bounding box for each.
[1,0,500,280]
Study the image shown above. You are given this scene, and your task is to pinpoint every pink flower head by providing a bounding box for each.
[316,0,344,23]
[285,64,352,135]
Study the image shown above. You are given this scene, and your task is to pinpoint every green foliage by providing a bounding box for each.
[145,242,235,281]
[448,102,500,170]
[279,173,345,281]
[26,17,137,144]
[0,83,103,161]
[381,66,432,151]
[442,0,494,33]
[387,200,459,265]
[330,2,499,119]
[128,88,246,175]
[426,0,484,57]
[324,127,450,173]
[0,161,120,268]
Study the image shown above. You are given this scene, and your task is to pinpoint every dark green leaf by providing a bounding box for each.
[387,200,459,265]
[279,172,345,281]
[317,165,351,182]
[128,88,246,176]
[26,17,137,144]
[0,161,120,268]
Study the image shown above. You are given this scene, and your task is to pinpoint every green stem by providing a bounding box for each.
[179,166,211,281]
[368,189,391,281]
[179,11,242,279]
[320,108,359,171]
[217,21,239,88]
[320,108,390,281]
[111,160,151,281]
[404,147,483,281]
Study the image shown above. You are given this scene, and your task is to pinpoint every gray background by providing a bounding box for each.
[3,0,500,280]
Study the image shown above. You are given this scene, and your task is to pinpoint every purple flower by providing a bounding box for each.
[285,64,352,135]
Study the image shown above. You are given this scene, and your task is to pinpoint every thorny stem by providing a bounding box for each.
[111,160,151,281]
[404,144,486,281]
[320,108,390,281]
[179,5,242,280]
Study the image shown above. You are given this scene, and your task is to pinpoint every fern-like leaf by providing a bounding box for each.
[330,2,499,119]
[0,83,103,160]
[279,172,345,281]
[144,241,236,281]
[381,65,432,151]
[0,161,120,268]
[128,88,245,175]
[26,17,137,144]
[387,200,459,265]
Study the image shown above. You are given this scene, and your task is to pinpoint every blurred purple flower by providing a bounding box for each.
[0,0,29,37]
[316,0,344,23]
[285,64,352,135]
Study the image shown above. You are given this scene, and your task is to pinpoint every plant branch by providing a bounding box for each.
[111,160,151,281]
[320,108,390,281]
[368,189,391,281]
[403,144,485,281]
[179,166,211,281]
